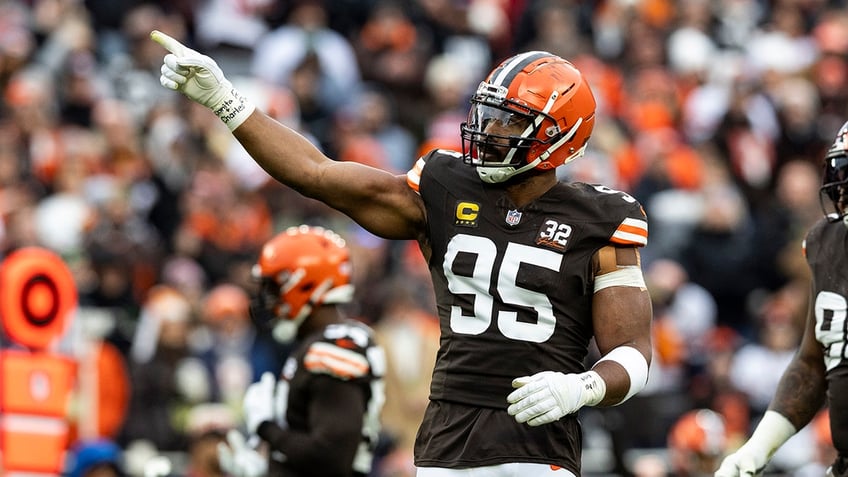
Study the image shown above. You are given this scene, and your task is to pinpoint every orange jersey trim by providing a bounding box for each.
[406,157,426,193]
[610,218,648,246]
[304,342,370,380]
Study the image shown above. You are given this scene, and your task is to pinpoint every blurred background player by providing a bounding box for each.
[715,121,848,476]
[217,225,385,477]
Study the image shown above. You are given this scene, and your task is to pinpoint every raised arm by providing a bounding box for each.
[232,112,426,240]
[150,30,426,240]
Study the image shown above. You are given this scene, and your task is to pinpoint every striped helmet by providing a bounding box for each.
[250,225,354,343]
[461,51,596,184]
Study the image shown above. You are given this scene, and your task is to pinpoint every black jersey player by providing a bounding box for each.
[152,31,653,476]
[217,226,385,477]
[715,122,848,477]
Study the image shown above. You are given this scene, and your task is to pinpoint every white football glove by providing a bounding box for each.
[217,429,268,477]
[243,372,276,435]
[713,444,769,477]
[507,371,605,426]
[150,30,254,131]
[714,411,797,477]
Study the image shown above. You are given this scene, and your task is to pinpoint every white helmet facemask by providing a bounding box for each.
[270,279,355,343]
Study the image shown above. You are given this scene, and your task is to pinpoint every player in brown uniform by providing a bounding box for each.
[715,121,848,477]
[151,31,653,476]
[217,226,386,477]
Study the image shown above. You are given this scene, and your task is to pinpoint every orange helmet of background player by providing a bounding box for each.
[669,408,726,455]
[668,408,727,476]
[250,225,354,342]
[202,283,250,323]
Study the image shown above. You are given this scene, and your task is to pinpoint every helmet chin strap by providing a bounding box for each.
[477,158,541,183]
[272,310,308,343]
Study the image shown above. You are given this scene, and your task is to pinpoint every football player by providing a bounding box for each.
[152,30,652,477]
[714,121,848,477]
[217,225,386,477]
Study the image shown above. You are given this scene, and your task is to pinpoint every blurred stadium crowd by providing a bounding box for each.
[1,0,847,475]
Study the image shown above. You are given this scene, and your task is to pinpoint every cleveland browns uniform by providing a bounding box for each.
[408,149,648,473]
[804,218,848,456]
[257,319,385,477]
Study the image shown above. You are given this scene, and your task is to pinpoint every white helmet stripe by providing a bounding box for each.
[491,51,548,87]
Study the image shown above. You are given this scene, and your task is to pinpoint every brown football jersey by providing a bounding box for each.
[408,149,648,472]
[805,218,848,454]
[262,319,385,476]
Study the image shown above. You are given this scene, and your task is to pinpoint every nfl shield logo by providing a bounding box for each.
[505,210,522,226]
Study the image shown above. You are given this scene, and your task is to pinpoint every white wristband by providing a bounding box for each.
[747,410,797,457]
[212,86,255,131]
[579,370,607,407]
[595,345,649,403]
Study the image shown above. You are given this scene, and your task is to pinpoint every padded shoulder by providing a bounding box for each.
[574,183,649,247]
[406,149,463,193]
[304,340,371,380]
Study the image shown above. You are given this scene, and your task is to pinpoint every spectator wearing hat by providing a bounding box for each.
[67,439,124,477]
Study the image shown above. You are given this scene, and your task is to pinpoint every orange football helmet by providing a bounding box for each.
[202,283,250,324]
[668,409,727,476]
[461,51,596,183]
[251,225,354,342]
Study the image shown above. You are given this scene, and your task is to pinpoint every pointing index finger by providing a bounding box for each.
[150,29,190,57]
